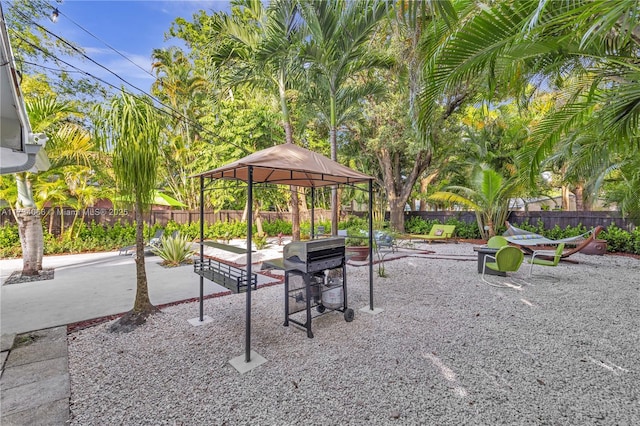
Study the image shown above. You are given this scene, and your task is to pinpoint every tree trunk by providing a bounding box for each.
[561,185,571,211]
[330,121,339,235]
[15,173,44,276]
[574,184,591,211]
[16,208,44,276]
[388,197,405,233]
[110,204,159,333]
[418,172,439,211]
[290,186,300,241]
[378,148,432,233]
[253,200,264,235]
[132,204,154,313]
[279,76,302,241]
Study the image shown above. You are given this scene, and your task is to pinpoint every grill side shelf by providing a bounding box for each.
[194,258,257,293]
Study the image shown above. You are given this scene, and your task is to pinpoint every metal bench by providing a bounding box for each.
[194,258,257,294]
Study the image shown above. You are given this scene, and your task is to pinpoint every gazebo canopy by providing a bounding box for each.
[193,143,372,186]
[192,142,375,372]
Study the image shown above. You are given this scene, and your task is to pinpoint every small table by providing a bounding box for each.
[473,246,506,276]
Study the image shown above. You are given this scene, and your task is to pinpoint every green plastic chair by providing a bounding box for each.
[482,246,524,288]
[487,236,509,249]
[528,243,565,277]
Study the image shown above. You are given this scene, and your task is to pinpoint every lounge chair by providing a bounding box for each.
[409,224,457,244]
[503,222,604,262]
[118,229,164,256]
[149,229,164,248]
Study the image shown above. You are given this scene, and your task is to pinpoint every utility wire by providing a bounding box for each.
[13,8,154,99]
[53,6,156,80]
[18,59,89,74]
[8,9,249,153]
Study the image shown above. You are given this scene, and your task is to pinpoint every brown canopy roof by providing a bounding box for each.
[193,143,372,187]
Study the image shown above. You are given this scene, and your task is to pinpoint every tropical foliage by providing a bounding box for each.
[151,233,194,267]
[429,167,518,239]
[2,0,639,272]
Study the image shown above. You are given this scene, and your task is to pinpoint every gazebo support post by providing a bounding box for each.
[187,175,213,328]
[229,166,267,373]
[245,166,253,363]
[310,187,315,239]
[360,178,383,315]
[199,176,205,321]
[368,179,374,310]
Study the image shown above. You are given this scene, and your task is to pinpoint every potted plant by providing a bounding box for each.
[345,228,370,261]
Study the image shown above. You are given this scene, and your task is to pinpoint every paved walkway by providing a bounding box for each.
[1,327,69,425]
[0,250,282,424]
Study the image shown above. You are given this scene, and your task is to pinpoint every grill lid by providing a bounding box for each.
[283,237,345,262]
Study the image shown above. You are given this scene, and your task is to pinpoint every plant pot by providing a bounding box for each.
[346,246,369,261]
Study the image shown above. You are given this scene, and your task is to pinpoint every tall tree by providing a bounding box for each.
[12,97,79,276]
[422,0,640,219]
[299,0,392,235]
[429,167,518,239]
[95,92,162,331]
[207,0,306,239]
[151,46,209,209]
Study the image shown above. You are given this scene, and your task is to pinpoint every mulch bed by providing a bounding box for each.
[3,268,55,285]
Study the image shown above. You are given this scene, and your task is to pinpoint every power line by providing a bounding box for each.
[53,6,156,81]
[7,9,249,153]
[13,7,153,98]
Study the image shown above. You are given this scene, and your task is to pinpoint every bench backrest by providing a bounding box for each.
[429,225,456,237]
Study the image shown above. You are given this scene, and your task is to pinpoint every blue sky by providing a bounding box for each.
[43,0,229,94]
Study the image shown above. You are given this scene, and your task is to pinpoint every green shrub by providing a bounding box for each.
[602,224,633,253]
[262,219,292,236]
[443,218,481,239]
[0,224,21,257]
[253,232,269,250]
[152,233,194,267]
[405,216,431,234]
[631,228,640,255]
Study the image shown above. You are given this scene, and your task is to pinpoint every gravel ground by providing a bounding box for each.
[67,242,640,425]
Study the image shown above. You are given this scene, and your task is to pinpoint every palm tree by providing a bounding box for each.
[429,167,517,239]
[208,0,306,239]
[422,0,640,218]
[150,46,208,209]
[94,91,162,331]
[12,97,80,276]
[298,0,392,234]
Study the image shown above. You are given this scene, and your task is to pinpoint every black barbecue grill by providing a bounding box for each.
[283,237,346,273]
[281,237,354,338]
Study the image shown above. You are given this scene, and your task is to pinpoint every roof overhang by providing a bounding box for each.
[0,4,49,174]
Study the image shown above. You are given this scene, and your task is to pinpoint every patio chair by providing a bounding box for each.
[374,231,397,253]
[487,236,509,249]
[118,229,164,257]
[481,246,524,288]
[528,243,565,277]
[148,229,164,248]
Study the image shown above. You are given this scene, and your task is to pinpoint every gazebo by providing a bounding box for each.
[192,143,381,372]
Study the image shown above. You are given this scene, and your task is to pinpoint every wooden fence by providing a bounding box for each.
[0,208,635,234]
[403,210,636,232]
[0,208,333,234]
